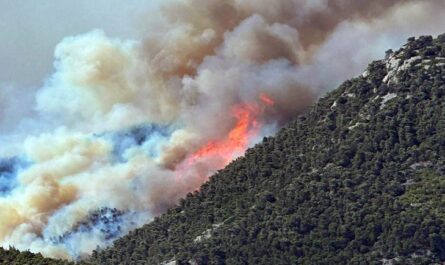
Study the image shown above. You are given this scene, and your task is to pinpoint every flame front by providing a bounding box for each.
[189,104,260,165]
[259,92,275,107]
[176,94,275,182]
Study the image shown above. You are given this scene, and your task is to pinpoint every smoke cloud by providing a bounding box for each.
[0,0,444,260]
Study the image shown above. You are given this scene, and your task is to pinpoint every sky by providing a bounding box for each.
[0,0,161,88]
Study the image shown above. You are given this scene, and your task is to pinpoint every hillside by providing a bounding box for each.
[2,35,445,265]
[0,247,74,265]
[90,35,445,265]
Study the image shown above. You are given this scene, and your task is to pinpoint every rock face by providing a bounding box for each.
[383,35,445,85]
[90,34,445,265]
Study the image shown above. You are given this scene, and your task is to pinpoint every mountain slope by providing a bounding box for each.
[0,247,76,265]
[3,35,445,265]
[91,35,445,264]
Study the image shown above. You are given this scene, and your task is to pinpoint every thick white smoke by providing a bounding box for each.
[0,0,444,260]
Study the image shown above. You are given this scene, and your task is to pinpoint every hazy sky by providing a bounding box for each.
[0,1,161,88]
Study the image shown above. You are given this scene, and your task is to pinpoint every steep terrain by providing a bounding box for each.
[2,35,445,265]
[91,35,445,264]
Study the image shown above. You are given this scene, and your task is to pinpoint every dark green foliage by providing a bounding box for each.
[90,35,445,264]
[0,247,77,265]
[51,208,126,244]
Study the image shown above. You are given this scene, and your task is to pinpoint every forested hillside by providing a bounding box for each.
[91,35,445,264]
[0,247,75,265]
[3,35,445,265]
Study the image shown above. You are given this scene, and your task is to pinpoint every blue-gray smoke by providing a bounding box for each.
[0,157,30,196]
[102,123,172,162]
[47,208,140,259]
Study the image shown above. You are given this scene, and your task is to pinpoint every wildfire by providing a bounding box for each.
[188,103,261,166]
[175,93,275,181]
[259,92,275,106]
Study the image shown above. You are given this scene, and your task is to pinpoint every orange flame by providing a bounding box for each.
[188,103,261,166]
[175,93,275,184]
[259,92,275,106]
